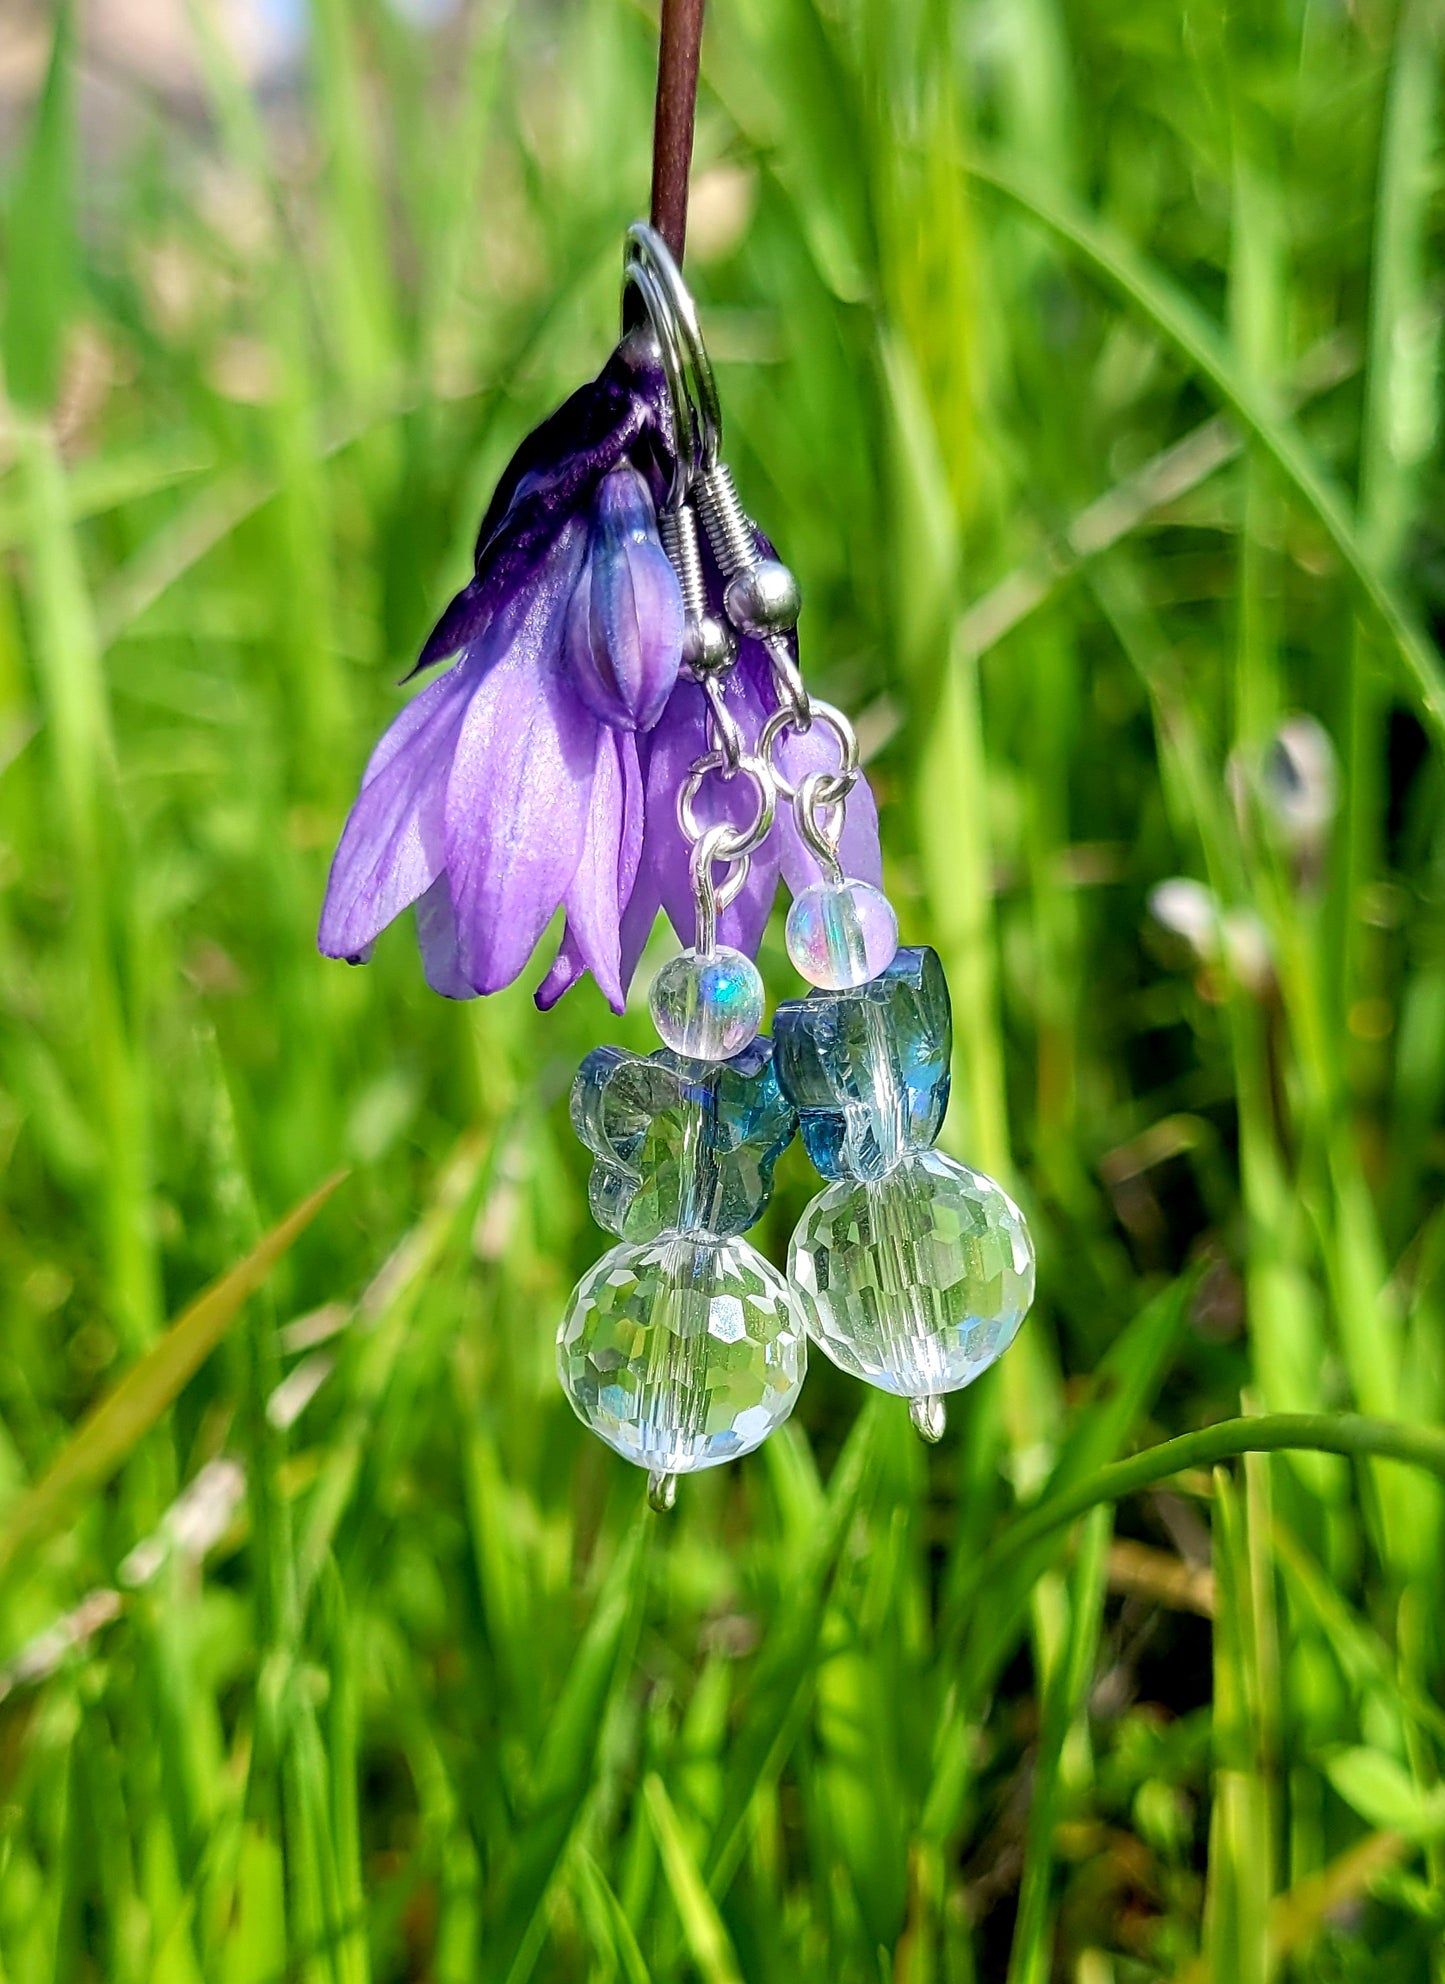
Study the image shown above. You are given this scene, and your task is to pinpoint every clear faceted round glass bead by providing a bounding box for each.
[649,947,765,1061]
[786,880,900,990]
[558,1233,806,1472]
[788,1149,1034,1396]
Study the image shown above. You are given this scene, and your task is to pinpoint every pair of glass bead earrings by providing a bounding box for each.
[556,229,1035,1510]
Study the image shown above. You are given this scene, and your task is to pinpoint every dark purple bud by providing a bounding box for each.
[565,467,683,732]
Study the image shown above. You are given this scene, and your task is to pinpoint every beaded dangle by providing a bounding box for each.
[761,665,1034,1443]
[556,723,804,1512]
[558,1033,805,1513]
[774,946,1035,1445]
[555,225,1035,1498]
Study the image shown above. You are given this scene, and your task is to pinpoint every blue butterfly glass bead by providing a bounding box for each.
[772,946,951,1184]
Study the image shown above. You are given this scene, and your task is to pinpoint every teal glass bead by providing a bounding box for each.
[558,1232,806,1472]
[649,946,764,1061]
[571,1037,795,1242]
[788,1150,1034,1397]
[773,947,951,1183]
[785,879,899,989]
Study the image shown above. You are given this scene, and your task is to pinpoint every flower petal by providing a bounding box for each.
[566,468,682,731]
[414,872,476,1000]
[536,729,645,1012]
[444,529,599,994]
[618,860,663,993]
[318,666,473,959]
[413,343,671,673]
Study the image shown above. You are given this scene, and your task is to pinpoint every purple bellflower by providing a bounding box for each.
[318,336,882,1013]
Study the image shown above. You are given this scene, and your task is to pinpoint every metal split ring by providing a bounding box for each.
[758,700,860,806]
[677,750,775,862]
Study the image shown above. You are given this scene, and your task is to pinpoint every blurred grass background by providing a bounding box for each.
[1,0,1444,1976]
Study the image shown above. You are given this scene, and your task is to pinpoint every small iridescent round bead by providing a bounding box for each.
[785,880,899,990]
[650,946,765,1061]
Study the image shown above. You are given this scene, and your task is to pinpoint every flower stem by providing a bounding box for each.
[650,0,705,264]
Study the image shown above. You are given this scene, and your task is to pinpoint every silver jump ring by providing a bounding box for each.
[677,751,775,860]
[758,700,860,804]
[624,223,722,472]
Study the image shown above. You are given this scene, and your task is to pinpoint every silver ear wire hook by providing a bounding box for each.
[622,254,695,512]
[622,222,722,481]
[621,220,858,926]
[622,226,808,726]
[624,223,739,702]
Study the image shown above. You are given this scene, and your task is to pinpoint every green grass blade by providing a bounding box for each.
[494,1516,653,1984]
[573,1851,655,1984]
[939,1273,1193,1706]
[2,2,76,410]
[0,1172,346,1581]
[645,1774,744,1984]
[1203,1468,1272,1984]
[966,153,1445,742]
[967,1411,1445,1597]
[1006,1503,1112,1984]
[701,1400,877,1899]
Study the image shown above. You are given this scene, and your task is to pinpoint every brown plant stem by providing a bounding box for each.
[650,0,705,264]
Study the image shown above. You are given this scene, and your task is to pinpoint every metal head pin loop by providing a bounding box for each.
[795,771,846,883]
[690,825,750,957]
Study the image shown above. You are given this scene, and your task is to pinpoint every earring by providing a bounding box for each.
[556,746,808,1512]
[316,200,1032,1494]
[558,224,1034,1490]
[773,913,1035,1444]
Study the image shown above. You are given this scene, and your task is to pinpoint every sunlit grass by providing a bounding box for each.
[1,0,1443,1977]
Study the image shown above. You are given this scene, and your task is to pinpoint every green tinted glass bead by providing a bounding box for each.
[558,1233,806,1472]
[571,1037,795,1242]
